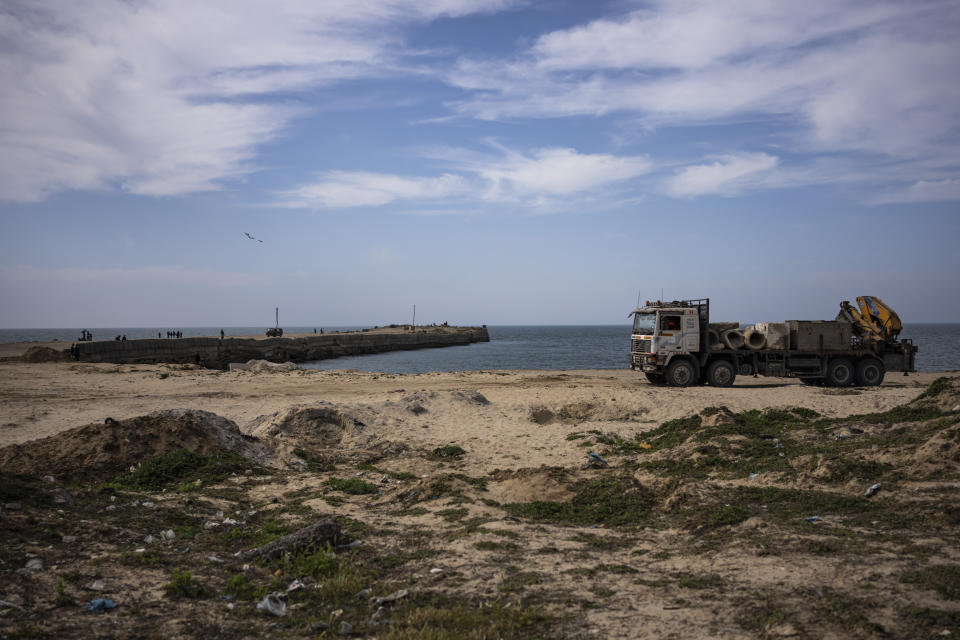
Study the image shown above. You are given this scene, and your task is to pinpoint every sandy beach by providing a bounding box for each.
[1,352,958,639]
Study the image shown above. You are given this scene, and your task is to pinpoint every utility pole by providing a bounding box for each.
[412,304,416,328]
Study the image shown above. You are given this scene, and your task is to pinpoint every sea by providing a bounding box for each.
[2,324,959,374]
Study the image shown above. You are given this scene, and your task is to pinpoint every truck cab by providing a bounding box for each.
[630,299,710,385]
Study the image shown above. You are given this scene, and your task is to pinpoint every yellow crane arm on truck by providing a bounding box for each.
[838,296,903,345]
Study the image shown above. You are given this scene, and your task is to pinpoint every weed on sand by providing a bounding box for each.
[107,449,252,491]
[505,475,655,526]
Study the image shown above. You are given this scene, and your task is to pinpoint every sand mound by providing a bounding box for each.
[912,424,960,477]
[911,376,960,413]
[0,409,268,483]
[246,403,373,449]
[487,467,574,503]
[229,359,299,372]
[19,346,70,363]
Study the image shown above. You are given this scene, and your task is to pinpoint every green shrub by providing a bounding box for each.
[430,445,466,459]
[165,567,208,598]
[324,477,379,495]
[111,449,250,491]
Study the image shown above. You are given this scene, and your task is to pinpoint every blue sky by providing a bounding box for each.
[1,0,959,327]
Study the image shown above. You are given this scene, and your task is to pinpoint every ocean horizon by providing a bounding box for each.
[2,324,958,374]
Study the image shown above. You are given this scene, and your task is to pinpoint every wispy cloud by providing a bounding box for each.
[0,0,520,202]
[275,145,653,210]
[276,171,467,208]
[445,0,960,199]
[665,152,779,197]
[869,178,960,205]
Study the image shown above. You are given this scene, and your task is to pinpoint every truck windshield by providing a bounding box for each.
[632,312,657,334]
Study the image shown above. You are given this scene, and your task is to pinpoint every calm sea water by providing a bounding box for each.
[3,324,956,373]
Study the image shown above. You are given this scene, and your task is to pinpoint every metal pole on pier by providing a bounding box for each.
[412,304,416,328]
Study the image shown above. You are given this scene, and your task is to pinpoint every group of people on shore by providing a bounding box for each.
[161,331,183,339]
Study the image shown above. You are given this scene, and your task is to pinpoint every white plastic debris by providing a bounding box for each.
[256,592,287,617]
[429,568,443,574]
[223,518,239,526]
[203,521,220,530]
[207,555,224,564]
[287,579,305,593]
[24,558,43,572]
[865,483,882,497]
[373,588,409,605]
[160,529,176,541]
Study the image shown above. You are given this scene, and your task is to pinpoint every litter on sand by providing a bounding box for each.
[804,516,821,523]
[84,599,117,613]
[256,592,287,617]
[865,483,882,497]
[584,452,610,469]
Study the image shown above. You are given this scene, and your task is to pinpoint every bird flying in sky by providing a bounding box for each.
[243,232,263,243]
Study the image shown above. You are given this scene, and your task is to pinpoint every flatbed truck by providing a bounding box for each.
[629,298,917,387]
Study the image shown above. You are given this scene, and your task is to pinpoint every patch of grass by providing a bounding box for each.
[475,540,519,552]
[499,571,542,593]
[109,449,251,491]
[640,415,703,450]
[920,377,951,399]
[904,606,960,630]
[287,548,339,579]
[595,563,638,574]
[54,577,72,607]
[684,504,751,531]
[675,573,725,589]
[0,473,52,507]
[436,507,469,522]
[570,532,632,550]
[430,444,466,459]
[224,518,291,547]
[381,598,553,640]
[504,475,654,526]
[165,567,209,598]
[324,477,379,495]
[121,549,165,566]
[377,548,441,570]
[223,574,256,601]
[822,456,894,483]
[902,564,960,600]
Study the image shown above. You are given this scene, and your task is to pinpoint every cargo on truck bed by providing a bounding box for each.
[629,297,917,387]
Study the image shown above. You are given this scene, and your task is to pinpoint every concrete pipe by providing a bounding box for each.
[743,327,767,350]
[707,329,724,351]
[722,329,745,350]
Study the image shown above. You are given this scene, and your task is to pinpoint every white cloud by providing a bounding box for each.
[277,171,467,208]
[0,0,519,202]
[277,145,652,209]
[446,0,960,199]
[869,179,960,205]
[477,147,652,200]
[665,152,779,197]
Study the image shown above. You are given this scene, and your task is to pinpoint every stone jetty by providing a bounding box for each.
[71,325,489,369]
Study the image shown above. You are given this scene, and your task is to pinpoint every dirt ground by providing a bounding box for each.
[1,358,958,639]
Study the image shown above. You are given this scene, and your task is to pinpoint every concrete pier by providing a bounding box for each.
[72,326,490,369]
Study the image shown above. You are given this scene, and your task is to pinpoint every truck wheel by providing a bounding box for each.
[665,359,697,387]
[855,358,885,386]
[825,358,855,387]
[706,360,737,387]
[645,372,665,385]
